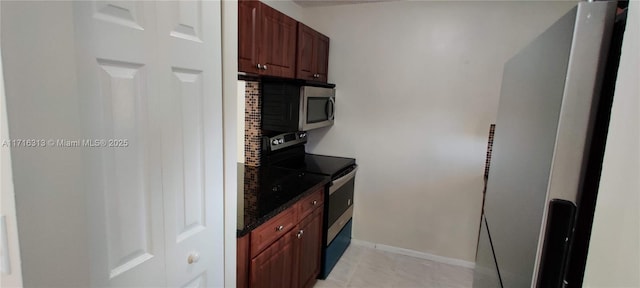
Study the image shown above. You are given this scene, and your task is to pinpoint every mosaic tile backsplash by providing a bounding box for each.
[244,81,262,166]
[243,165,259,223]
[484,124,496,179]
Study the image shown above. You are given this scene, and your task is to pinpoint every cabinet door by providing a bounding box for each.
[259,3,297,78]
[238,0,260,74]
[315,33,330,83]
[298,208,323,288]
[250,231,297,288]
[296,23,316,81]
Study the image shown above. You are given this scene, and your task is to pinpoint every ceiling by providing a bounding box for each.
[292,0,398,8]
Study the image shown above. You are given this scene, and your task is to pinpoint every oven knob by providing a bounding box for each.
[278,139,284,144]
[272,139,279,145]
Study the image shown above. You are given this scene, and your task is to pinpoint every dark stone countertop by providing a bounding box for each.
[237,163,330,237]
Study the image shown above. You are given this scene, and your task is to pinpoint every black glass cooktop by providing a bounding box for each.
[274,153,356,177]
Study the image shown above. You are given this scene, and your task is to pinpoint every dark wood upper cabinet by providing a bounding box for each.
[238,0,260,74]
[315,34,330,83]
[238,0,296,78]
[260,4,297,78]
[296,23,330,83]
[239,1,330,82]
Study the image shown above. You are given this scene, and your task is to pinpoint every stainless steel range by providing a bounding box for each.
[262,132,357,279]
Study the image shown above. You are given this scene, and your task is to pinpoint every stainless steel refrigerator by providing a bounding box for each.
[473,1,626,287]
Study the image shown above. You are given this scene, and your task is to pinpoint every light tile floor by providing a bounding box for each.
[314,244,473,288]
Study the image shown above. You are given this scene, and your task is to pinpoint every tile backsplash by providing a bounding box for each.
[244,81,262,166]
[484,124,496,179]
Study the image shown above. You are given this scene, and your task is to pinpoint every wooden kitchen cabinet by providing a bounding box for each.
[250,229,297,288]
[238,187,325,288]
[296,23,330,83]
[297,208,323,288]
[238,0,260,74]
[238,0,297,78]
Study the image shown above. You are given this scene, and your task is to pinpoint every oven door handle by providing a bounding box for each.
[329,165,358,195]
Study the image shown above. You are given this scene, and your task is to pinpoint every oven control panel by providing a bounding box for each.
[263,131,307,152]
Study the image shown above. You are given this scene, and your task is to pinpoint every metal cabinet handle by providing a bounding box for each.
[187,252,200,264]
[297,229,304,239]
[263,65,268,70]
[256,63,262,70]
[312,200,318,206]
[276,225,284,231]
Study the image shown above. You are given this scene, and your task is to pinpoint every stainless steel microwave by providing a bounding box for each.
[262,81,335,132]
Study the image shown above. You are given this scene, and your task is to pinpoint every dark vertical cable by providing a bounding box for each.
[484,217,504,288]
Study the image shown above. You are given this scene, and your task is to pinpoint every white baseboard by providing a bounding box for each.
[350,239,475,269]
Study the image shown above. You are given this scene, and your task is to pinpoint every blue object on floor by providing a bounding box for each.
[321,219,352,279]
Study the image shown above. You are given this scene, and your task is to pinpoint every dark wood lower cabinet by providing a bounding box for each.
[238,234,250,288]
[251,230,297,288]
[298,208,323,288]
[238,188,325,288]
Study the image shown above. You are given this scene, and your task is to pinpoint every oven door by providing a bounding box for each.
[326,165,357,244]
[299,86,335,131]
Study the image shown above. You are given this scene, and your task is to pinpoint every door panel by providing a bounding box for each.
[75,1,224,286]
[296,23,315,80]
[316,34,329,83]
[170,68,206,243]
[260,4,296,78]
[169,0,203,43]
[96,60,154,279]
[74,1,166,286]
[157,1,224,287]
[93,1,145,30]
[182,273,207,288]
[299,209,323,288]
[238,0,260,73]
[251,232,296,288]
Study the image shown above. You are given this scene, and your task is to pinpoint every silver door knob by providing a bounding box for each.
[297,229,304,239]
[276,225,284,231]
[312,200,318,206]
[263,65,268,70]
[256,63,262,70]
[187,252,200,264]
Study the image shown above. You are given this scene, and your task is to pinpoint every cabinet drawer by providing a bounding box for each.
[251,207,296,258]
[297,188,324,221]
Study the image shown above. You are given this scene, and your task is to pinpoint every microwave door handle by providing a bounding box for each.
[328,98,335,120]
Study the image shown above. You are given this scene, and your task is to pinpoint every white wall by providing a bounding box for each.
[583,3,640,287]
[222,1,239,287]
[303,1,576,262]
[1,1,89,286]
[0,8,23,284]
[262,0,308,23]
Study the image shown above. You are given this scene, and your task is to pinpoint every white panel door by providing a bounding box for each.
[73,1,167,286]
[156,1,224,287]
[74,1,224,286]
